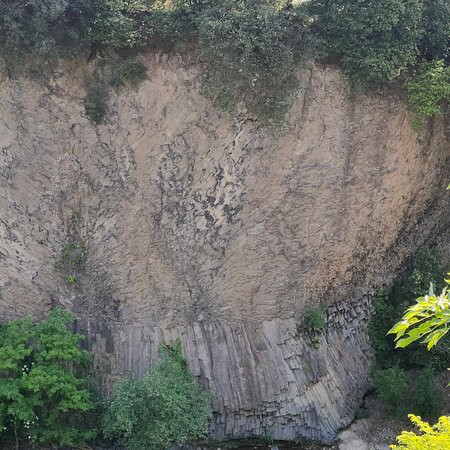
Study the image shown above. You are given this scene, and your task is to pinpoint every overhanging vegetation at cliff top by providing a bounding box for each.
[1,0,449,125]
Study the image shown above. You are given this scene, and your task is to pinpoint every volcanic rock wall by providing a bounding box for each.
[0,53,448,442]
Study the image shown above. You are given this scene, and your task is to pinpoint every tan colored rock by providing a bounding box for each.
[0,53,448,443]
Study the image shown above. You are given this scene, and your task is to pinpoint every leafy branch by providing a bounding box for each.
[388,275,450,351]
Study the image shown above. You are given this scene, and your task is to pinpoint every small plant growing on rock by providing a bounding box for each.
[303,307,326,349]
[60,241,86,288]
[311,335,321,349]
[84,77,108,124]
[305,307,326,333]
[61,241,86,270]
[110,58,147,89]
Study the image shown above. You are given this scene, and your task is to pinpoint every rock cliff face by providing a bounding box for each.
[0,53,448,443]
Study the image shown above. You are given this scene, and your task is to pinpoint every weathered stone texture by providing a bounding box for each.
[0,53,448,443]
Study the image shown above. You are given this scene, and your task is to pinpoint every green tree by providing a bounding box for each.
[388,275,449,350]
[369,248,449,371]
[420,0,450,61]
[369,248,447,418]
[374,365,443,418]
[388,267,449,448]
[103,340,211,450]
[90,0,198,50]
[307,0,424,87]
[0,308,95,448]
[409,366,444,417]
[0,0,93,57]
[197,0,309,124]
[374,366,409,417]
[90,0,144,49]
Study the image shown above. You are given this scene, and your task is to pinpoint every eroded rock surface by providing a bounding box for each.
[0,53,448,443]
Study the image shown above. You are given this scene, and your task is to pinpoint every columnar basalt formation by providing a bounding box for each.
[0,53,448,443]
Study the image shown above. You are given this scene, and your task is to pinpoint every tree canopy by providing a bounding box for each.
[1,1,448,125]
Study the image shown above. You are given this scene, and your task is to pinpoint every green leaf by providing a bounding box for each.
[395,335,418,348]
[424,328,448,351]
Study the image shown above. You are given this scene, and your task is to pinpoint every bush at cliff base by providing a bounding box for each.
[102,339,212,450]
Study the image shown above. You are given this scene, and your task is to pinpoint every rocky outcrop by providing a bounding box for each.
[84,296,373,443]
[0,53,448,443]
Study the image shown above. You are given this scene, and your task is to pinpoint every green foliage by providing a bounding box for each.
[103,339,211,450]
[387,242,449,448]
[0,308,95,448]
[405,61,450,128]
[371,247,447,420]
[91,0,197,50]
[67,274,77,285]
[391,414,450,449]
[375,365,444,419]
[90,0,145,49]
[197,0,309,125]
[409,366,444,418]
[1,1,448,126]
[84,77,108,124]
[311,335,321,348]
[140,0,199,49]
[60,241,86,286]
[61,241,86,270]
[369,247,449,371]
[368,287,396,360]
[374,366,409,417]
[307,0,424,88]
[420,0,450,61]
[388,274,449,351]
[305,307,326,333]
[110,58,148,88]
[0,0,93,57]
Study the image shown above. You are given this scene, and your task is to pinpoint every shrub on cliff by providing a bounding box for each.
[304,307,326,333]
[110,58,148,88]
[102,340,211,450]
[420,0,450,61]
[0,0,93,57]
[405,60,450,129]
[84,76,109,124]
[306,0,424,88]
[90,0,198,50]
[0,308,95,448]
[196,0,310,125]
